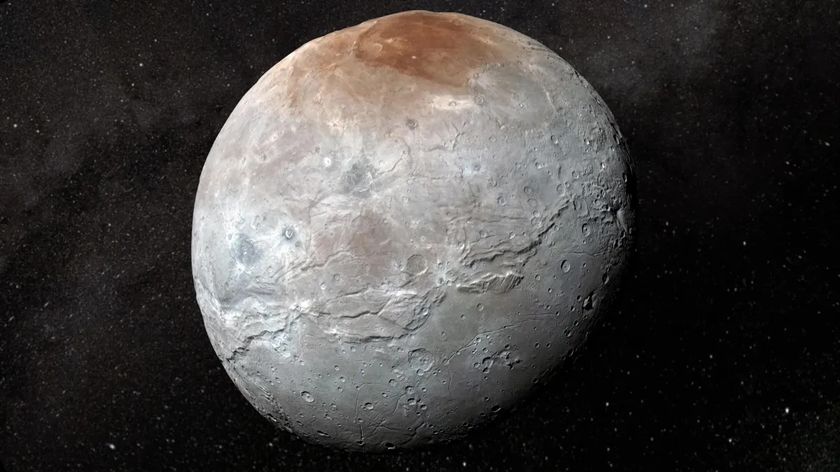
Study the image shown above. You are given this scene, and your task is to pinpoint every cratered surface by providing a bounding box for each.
[191,10,635,451]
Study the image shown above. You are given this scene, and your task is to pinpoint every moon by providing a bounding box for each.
[191,10,634,451]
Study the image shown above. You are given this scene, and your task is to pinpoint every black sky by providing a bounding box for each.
[1,1,839,471]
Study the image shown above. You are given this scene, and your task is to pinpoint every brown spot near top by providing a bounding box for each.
[352,11,509,88]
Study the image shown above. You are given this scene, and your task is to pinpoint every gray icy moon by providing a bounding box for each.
[191,10,634,450]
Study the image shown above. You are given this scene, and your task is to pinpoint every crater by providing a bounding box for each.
[405,254,428,275]
[233,234,260,265]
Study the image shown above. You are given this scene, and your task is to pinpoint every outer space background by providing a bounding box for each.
[1,1,838,471]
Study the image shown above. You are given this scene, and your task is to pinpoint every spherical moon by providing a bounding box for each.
[191,10,635,451]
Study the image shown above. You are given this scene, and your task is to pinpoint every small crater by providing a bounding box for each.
[405,254,427,275]
[283,226,296,240]
[300,391,314,403]
[233,234,260,265]
[407,349,434,374]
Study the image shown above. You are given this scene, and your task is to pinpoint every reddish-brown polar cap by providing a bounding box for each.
[351,10,517,87]
[280,10,525,106]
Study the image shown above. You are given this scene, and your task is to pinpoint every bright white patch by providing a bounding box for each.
[430,95,476,111]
